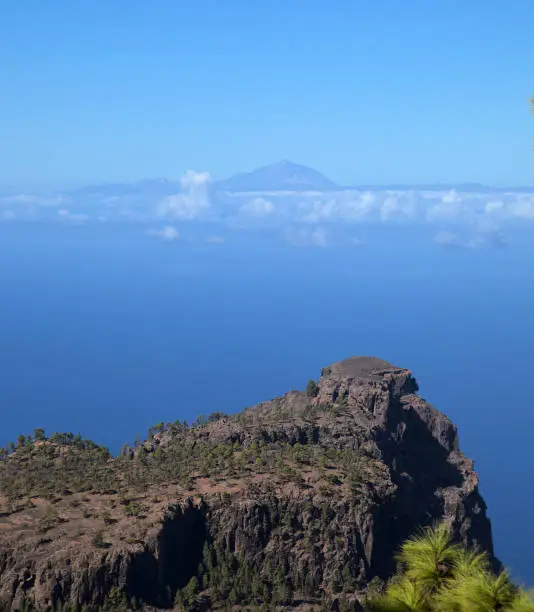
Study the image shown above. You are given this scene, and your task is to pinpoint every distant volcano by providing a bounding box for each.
[217,160,340,192]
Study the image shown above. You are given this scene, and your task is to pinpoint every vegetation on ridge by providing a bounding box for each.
[0,424,383,502]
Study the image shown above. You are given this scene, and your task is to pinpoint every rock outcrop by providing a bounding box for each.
[0,357,496,611]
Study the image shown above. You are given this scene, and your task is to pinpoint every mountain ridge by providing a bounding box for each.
[0,356,497,611]
[4,161,534,202]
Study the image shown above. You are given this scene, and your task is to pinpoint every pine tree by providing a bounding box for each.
[366,522,534,612]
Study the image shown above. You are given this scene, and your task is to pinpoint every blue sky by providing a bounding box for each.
[1,0,533,188]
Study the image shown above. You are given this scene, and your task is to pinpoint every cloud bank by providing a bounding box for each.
[2,173,534,250]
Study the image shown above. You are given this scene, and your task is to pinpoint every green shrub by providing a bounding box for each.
[306,380,319,397]
[92,530,107,548]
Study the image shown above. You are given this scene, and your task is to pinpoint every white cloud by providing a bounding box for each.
[340,191,377,221]
[252,189,424,225]
[379,196,400,221]
[380,192,420,221]
[157,170,211,219]
[441,190,462,204]
[224,188,534,230]
[298,197,337,222]
[240,197,275,216]
[284,226,328,247]
[294,190,380,223]
[147,226,180,241]
[3,180,534,236]
[181,170,211,188]
[426,196,469,223]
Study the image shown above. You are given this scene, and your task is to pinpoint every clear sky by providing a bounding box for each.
[1,0,533,188]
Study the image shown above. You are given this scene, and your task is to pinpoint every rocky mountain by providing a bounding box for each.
[0,357,496,611]
[216,160,340,193]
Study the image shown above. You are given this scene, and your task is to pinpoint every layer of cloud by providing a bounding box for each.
[232,188,534,229]
[2,177,534,248]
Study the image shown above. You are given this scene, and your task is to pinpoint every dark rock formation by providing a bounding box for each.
[0,357,497,611]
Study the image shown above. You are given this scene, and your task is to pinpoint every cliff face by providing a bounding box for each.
[0,357,496,611]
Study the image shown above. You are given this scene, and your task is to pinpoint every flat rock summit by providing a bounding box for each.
[0,357,496,611]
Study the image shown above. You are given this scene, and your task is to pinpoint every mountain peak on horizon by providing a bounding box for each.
[218,159,340,192]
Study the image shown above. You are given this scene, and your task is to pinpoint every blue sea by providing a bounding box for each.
[1,222,533,584]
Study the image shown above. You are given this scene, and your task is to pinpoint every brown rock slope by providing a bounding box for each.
[0,357,495,611]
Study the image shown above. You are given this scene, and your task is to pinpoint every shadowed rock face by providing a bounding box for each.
[0,357,497,611]
[313,358,494,575]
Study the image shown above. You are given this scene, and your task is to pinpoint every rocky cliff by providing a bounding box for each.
[0,357,496,611]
